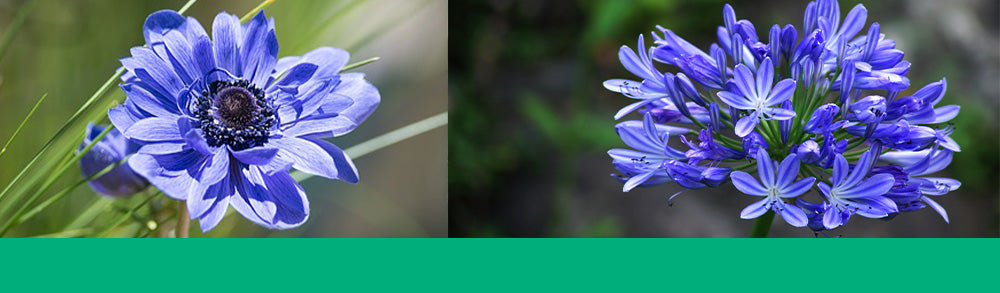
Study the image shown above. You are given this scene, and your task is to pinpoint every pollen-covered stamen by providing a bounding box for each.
[192,79,275,150]
[215,87,259,128]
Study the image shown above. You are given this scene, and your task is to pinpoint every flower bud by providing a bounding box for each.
[78,123,148,197]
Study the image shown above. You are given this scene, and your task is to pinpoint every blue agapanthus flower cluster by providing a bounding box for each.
[102,10,380,231]
[606,0,959,233]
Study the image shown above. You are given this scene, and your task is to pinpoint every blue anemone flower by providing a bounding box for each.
[715,57,797,137]
[110,10,380,231]
[730,151,815,227]
[79,123,149,197]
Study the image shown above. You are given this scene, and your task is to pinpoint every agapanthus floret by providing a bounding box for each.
[730,152,815,227]
[814,150,897,229]
[608,113,689,191]
[715,57,797,137]
[111,10,380,231]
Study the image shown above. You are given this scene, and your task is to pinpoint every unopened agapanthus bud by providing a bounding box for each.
[850,95,887,124]
[711,46,728,83]
[675,73,706,107]
[742,131,768,156]
[862,22,880,62]
[803,103,844,135]
[768,25,782,64]
[779,100,793,143]
[796,140,821,164]
[708,102,722,130]
[779,25,797,61]
[78,123,148,197]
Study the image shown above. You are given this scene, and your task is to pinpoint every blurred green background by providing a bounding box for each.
[449,0,999,237]
[0,0,447,237]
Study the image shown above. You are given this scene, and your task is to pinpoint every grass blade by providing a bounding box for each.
[14,155,129,226]
[0,68,122,203]
[97,194,154,238]
[177,0,197,14]
[0,93,46,160]
[240,0,276,23]
[29,228,92,238]
[0,125,115,236]
[291,112,448,182]
[340,57,380,72]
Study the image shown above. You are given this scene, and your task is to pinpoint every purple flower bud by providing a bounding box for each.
[779,24,797,61]
[796,140,821,164]
[779,100,793,143]
[768,25,782,64]
[862,22,880,62]
[663,73,691,118]
[742,131,769,156]
[722,4,737,35]
[803,1,818,33]
[735,20,759,43]
[709,102,722,130]
[731,33,745,66]
[675,73,706,107]
[711,46,729,83]
[700,166,733,187]
[851,96,887,121]
[78,123,149,197]
[839,60,856,106]
[803,103,844,135]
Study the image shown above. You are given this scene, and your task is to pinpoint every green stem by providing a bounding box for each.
[340,57,381,72]
[177,0,197,14]
[176,202,189,238]
[844,138,866,153]
[240,0,276,22]
[749,211,775,238]
[291,112,448,182]
[733,161,755,171]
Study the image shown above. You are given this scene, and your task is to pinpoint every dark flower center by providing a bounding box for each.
[215,86,259,128]
[193,80,275,150]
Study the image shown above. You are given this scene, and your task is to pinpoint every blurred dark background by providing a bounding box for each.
[0,0,447,237]
[449,0,999,237]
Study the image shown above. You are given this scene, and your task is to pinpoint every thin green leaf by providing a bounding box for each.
[0,125,115,236]
[15,155,130,226]
[64,197,111,231]
[29,228,92,238]
[0,68,123,203]
[291,112,448,182]
[177,0,197,14]
[240,0,276,23]
[340,57,380,72]
[0,93,46,161]
[97,194,154,238]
